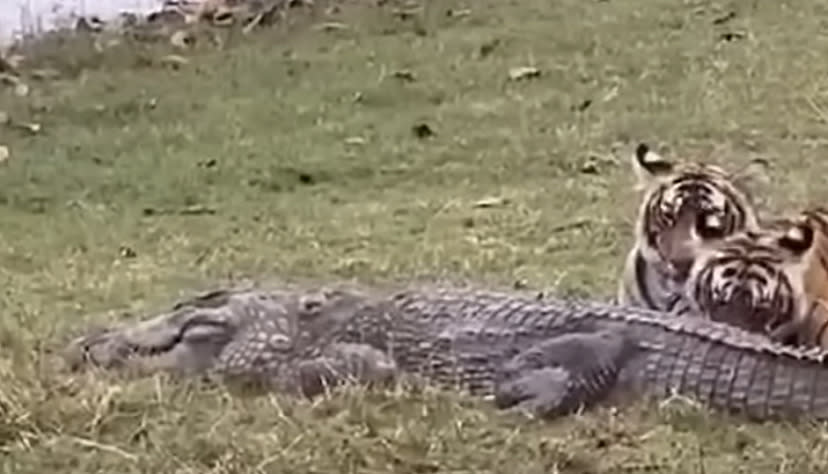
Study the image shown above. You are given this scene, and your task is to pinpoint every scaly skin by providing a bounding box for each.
[63,282,828,421]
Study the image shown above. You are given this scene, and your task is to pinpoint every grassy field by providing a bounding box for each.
[3,0,828,472]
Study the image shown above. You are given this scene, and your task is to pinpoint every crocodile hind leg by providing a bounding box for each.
[492,329,635,418]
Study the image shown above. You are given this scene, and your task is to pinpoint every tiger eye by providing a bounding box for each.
[697,213,727,239]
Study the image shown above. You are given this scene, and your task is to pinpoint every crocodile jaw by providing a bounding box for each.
[63,310,238,376]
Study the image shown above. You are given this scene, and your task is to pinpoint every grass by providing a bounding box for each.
[3,0,828,471]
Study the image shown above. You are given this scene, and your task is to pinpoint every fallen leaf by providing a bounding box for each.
[479,39,500,58]
[0,145,8,164]
[446,8,471,18]
[118,245,137,258]
[712,11,736,25]
[412,123,435,138]
[344,136,367,145]
[392,70,416,82]
[30,68,60,80]
[6,55,24,70]
[197,158,218,168]
[15,122,41,134]
[580,160,599,174]
[0,55,19,73]
[391,8,419,20]
[571,99,592,112]
[142,205,217,216]
[179,205,217,216]
[315,22,349,31]
[159,54,190,69]
[472,196,510,208]
[719,31,745,42]
[0,72,21,86]
[508,66,541,81]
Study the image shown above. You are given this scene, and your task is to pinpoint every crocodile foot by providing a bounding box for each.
[295,342,399,397]
[492,330,635,418]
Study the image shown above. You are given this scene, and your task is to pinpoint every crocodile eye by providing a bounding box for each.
[302,298,323,312]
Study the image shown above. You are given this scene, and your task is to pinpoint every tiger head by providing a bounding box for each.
[684,209,828,340]
[631,143,768,282]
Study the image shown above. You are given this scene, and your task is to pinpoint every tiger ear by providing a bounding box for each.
[631,142,674,190]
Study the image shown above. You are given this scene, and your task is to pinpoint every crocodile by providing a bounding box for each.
[62,282,828,421]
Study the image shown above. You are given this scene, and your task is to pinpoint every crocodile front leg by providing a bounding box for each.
[295,343,399,397]
[492,330,636,418]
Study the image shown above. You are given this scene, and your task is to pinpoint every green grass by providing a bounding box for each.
[3,0,828,471]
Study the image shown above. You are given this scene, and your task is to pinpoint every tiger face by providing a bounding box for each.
[631,143,768,282]
[684,209,828,344]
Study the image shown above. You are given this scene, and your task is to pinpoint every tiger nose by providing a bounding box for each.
[671,258,693,279]
[732,287,753,306]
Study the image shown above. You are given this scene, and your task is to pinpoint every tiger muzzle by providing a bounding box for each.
[706,288,792,336]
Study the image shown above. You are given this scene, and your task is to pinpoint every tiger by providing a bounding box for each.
[617,142,769,313]
[683,207,828,348]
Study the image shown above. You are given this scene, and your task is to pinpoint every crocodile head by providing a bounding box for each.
[62,286,372,379]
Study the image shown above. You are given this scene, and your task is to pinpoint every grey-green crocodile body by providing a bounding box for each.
[64,283,828,421]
